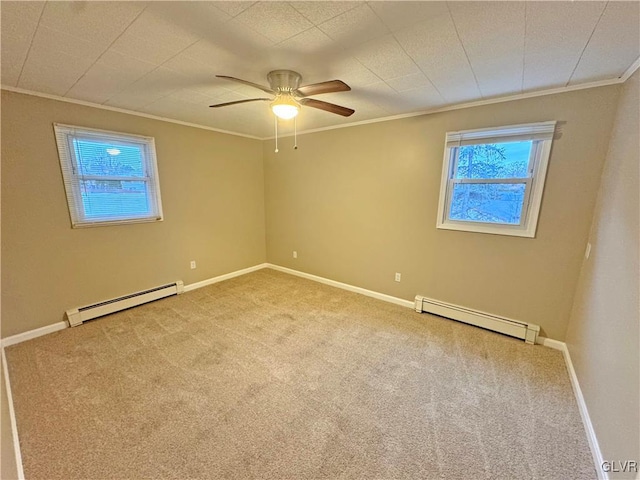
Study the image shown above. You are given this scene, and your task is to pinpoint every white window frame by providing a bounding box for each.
[436,121,556,238]
[54,123,164,228]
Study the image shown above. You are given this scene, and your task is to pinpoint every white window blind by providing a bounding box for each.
[54,124,164,228]
[445,121,556,147]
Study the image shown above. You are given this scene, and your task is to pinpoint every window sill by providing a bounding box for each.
[436,221,536,238]
[71,217,163,229]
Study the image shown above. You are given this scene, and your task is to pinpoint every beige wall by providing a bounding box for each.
[265,86,620,341]
[1,86,623,341]
[1,91,266,337]
[0,76,635,477]
[3,109,16,473]
[565,71,639,477]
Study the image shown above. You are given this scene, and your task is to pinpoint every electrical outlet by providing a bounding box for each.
[190,261,196,269]
[293,251,297,259]
[585,243,591,259]
[395,273,401,282]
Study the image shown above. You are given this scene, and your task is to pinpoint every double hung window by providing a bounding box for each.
[54,124,163,228]
[436,121,556,237]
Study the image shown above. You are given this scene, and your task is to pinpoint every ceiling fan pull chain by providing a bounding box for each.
[274,116,279,153]
[294,117,298,150]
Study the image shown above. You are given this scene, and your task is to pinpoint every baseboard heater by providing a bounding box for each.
[66,281,184,327]
[414,295,539,344]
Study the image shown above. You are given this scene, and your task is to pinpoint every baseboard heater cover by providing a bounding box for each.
[66,281,184,327]
[414,295,539,344]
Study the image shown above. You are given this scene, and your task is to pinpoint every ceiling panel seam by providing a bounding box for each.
[15,2,46,87]
[291,2,360,27]
[521,2,528,93]
[367,5,445,102]
[272,24,317,46]
[135,38,203,110]
[225,2,257,19]
[565,1,609,87]
[352,57,386,99]
[446,2,483,99]
[62,4,150,97]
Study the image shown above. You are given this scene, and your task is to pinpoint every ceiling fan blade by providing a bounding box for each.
[295,80,351,97]
[299,98,355,117]
[209,98,271,108]
[216,75,274,94]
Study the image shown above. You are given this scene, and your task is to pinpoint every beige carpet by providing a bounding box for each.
[6,269,595,479]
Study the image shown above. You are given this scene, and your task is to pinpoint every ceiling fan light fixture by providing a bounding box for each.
[271,95,300,120]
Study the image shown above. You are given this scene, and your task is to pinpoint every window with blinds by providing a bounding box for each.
[54,124,164,228]
[436,121,556,238]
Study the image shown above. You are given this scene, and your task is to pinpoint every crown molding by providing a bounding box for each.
[268,76,625,140]
[620,56,640,82]
[0,86,262,140]
[2,73,628,141]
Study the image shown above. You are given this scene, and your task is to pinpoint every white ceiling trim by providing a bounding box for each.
[621,56,640,82]
[0,85,262,140]
[268,76,627,139]
[2,73,628,142]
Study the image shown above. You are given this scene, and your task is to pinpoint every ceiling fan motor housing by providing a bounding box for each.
[268,70,302,93]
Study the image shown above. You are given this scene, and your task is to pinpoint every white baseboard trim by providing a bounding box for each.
[536,336,607,480]
[1,321,68,348]
[535,336,566,351]
[266,264,415,309]
[0,263,607,480]
[2,348,25,480]
[562,343,608,480]
[264,251,603,480]
[0,262,270,478]
[183,263,268,292]
[0,263,270,348]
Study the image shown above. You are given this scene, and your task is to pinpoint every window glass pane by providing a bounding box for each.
[80,180,150,218]
[449,183,526,224]
[455,141,532,179]
[74,139,145,177]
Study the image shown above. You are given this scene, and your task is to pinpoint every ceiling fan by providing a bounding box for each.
[210,70,355,120]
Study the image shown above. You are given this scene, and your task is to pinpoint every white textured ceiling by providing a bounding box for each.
[2,1,639,138]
